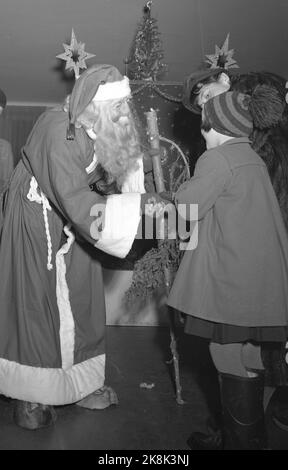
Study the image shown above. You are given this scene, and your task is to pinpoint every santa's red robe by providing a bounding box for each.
[0,138,14,193]
[0,108,144,405]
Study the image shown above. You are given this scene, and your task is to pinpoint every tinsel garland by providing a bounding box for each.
[127,1,167,81]
[130,80,182,103]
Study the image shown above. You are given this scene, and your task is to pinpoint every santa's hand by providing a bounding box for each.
[140,193,177,240]
[159,191,175,203]
[140,192,173,214]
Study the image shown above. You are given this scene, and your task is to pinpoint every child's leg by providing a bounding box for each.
[242,342,265,373]
[209,342,265,377]
[210,342,275,410]
[242,343,275,410]
[209,342,249,376]
[209,341,266,449]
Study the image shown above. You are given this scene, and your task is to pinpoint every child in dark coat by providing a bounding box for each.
[168,90,288,449]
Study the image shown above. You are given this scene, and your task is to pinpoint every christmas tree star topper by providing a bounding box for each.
[56,29,95,79]
[144,1,153,14]
[206,33,239,69]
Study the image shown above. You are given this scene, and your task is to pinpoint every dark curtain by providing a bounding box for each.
[0,105,46,166]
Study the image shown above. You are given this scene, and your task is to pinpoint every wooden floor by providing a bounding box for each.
[0,326,287,450]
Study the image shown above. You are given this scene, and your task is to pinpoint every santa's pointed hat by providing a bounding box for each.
[67,64,131,140]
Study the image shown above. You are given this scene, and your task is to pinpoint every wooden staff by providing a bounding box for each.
[145,108,184,405]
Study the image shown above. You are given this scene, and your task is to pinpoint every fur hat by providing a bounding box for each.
[182,68,224,113]
[67,64,131,140]
[182,68,241,114]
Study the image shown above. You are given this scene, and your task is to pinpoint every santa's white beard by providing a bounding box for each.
[92,103,144,189]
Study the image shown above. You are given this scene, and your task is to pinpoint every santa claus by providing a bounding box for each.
[0,64,169,430]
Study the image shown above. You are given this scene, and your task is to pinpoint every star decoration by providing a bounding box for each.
[56,29,95,79]
[205,33,239,69]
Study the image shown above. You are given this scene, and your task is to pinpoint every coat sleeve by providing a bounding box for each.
[175,149,232,221]
[32,131,142,259]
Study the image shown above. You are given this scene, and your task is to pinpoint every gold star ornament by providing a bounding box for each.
[206,33,239,70]
[56,29,95,79]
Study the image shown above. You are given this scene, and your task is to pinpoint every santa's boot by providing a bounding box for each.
[13,401,57,430]
[76,385,119,410]
[219,373,267,450]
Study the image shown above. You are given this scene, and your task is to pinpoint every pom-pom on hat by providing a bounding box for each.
[67,64,131,140]
[248,84,285,129]
[203,91,253,138]
[0,89,7,109]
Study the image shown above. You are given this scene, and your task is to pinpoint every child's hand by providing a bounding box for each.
[140,192,171,213]
[140,193,177,240]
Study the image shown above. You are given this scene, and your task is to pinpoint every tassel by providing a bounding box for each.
[66,123,75,141]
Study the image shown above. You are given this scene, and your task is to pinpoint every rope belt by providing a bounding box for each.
[27,176,53,271]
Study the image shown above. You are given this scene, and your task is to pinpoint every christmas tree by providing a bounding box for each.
[127,1,167,81]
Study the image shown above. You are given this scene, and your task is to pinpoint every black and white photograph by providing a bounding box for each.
[0,0,288,452]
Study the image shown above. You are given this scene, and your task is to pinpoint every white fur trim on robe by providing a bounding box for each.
[0,354,105,405]
[94,193,141,258]
[56,225,76,370]
[85,153,98,175]
[121,158,145,194]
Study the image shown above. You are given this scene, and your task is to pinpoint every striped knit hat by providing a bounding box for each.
[204,91,253,137]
